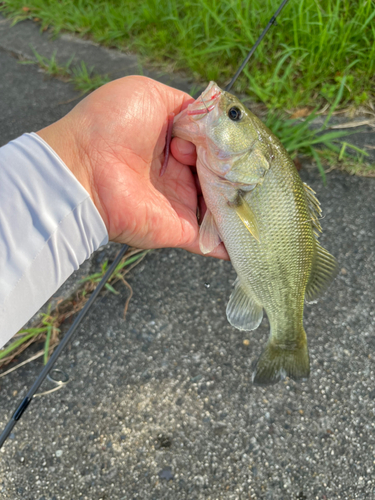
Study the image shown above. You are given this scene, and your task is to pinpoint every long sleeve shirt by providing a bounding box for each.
[0,133,108,348]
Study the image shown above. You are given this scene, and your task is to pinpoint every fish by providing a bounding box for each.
[172,81,338,385]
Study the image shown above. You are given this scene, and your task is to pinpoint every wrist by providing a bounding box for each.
[36,119,110,234]
[37,119,92,195]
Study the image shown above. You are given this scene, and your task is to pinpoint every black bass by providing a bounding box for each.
[173,82,338,385]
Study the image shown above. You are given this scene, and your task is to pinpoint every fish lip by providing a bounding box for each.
[187,102,216,116]
[187,93,221,116]
[186,81,222,118]
[172,82,223,141]
[172,107,201,142]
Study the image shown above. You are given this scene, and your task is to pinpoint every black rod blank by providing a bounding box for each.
[225,0,291,92]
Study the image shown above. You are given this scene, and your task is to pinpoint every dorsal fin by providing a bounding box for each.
[302,182,338,301]
[303,182,322,234]
[305,242,338,302]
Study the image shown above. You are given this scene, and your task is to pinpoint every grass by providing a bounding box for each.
[20,47,110,93]
[0,248,149,371]
[266,75,373,182]
[70,61,110,93]
[266,112,375,182]
[23,48,372,179]
[321,148,375,178]
[6,3,375,177]
[1,0,374,110]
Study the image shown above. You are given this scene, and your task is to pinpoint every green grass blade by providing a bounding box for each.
[0,330,44,361]
[323,75,347,128]
[310,147,327,185]
[105,283,119,294]
[44,325,52,365]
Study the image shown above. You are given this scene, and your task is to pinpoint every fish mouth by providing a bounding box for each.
[173,82,223,142]
[186,81,222,118]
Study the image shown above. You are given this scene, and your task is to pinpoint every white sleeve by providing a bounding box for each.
[0,132,109,347]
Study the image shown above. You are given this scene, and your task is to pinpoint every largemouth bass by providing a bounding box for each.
[173,82,338,385]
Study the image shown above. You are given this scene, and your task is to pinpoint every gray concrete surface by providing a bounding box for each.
[0,14,375,500]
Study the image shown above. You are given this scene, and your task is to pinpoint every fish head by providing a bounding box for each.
[173,82,270,186]
[172,81,222,146]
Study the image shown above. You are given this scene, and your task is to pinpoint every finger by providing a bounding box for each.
[207,242,230,261]
[170,137,197,166]
[183,239,230,261]
[180,97,195,111]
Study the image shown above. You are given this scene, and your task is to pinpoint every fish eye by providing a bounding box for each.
[228,106,242,121]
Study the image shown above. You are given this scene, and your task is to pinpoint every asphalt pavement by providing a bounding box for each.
[0,14,374,500]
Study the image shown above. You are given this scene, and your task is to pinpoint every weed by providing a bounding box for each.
[265,76,368,183]
[71,61,110,93]
[22,47,110,93]
[20,48,74,79]
[0,248,149,370]
[321,149,375,178]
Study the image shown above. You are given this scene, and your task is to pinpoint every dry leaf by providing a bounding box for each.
[290,107,311,119]
[293,157,302,171]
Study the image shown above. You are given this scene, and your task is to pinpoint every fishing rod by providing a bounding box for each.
[0,0,291,450]
[226,0,290,92]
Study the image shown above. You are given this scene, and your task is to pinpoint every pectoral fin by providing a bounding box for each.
[199,208,221,254]
[234,193,260,242]
[226,278,263,331]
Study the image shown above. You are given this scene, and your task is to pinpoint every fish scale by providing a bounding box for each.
[173,81,338,385]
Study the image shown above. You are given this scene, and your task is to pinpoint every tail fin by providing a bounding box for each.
[252,338,310,385]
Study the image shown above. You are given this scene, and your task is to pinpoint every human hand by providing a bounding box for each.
[37,76,228,259]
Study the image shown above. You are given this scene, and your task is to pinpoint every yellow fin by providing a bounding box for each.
[302,182,338,301]
[234,194,260,241]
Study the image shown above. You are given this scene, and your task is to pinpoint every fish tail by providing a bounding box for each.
[252,334,310,385]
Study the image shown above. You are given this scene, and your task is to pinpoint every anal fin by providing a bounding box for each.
[226,278,263,331]
[199,208,221,254]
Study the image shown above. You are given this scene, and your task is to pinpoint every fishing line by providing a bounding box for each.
[225,0,291,92]
[0,244,128,449]
[34,369,70,398]
[0,0,291,450]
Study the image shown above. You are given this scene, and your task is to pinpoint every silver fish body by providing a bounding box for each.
[173,82,338,385]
